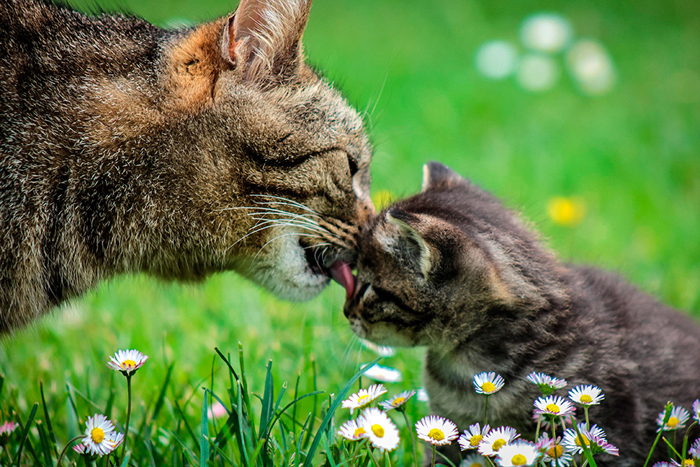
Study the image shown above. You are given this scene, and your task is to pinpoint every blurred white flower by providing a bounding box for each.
[566,40,616,95]
[362,363,403,383]
[417,388,430,402]
[475,41,519,80]
[517,54,560,92]
[359,338,396,357]
[520,13,572,53]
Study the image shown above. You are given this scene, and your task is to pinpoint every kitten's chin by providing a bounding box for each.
[360,324,417,348]
[236,233,332,301]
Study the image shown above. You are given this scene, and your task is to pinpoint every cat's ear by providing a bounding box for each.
[385,210,435,277]
[421,161,466,192]
[222,0,312,81]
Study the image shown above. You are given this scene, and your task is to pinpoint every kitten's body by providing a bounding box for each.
[0,0,373,333]
[343,162,700,466]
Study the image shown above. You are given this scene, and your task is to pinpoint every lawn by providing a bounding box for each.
[1,0,699,465]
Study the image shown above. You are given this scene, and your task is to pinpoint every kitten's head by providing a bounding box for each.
[343,162,565,347]
[156,0,373,300]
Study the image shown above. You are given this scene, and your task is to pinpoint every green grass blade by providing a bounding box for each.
[238,343,257,440]
[207,437,238,467]
[140,363,174,435]
[119,451,131,467]
[40,381,59,459]
[201,390,211,467]
[302,359,318,450]
[302,357,381,467]
[36,420,53,466]
[258,360,274,442]
[13,402,38,467]
[173,397,201,455]
[214,348,240,382]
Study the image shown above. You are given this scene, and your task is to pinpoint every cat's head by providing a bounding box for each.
[157,0,373,300]
[343,162,566,347]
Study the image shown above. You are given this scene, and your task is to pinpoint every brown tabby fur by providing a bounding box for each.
[344,162,700,466]
[0,0,374,334]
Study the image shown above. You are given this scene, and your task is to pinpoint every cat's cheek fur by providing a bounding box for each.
[235,231,330,301]
[363,322,417,347]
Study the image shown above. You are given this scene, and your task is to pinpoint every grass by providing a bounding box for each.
[1,0,699,465]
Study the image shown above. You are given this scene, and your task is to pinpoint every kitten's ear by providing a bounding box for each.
[421,161,466,192]
[385,210,434,277]
[222,0,312,81]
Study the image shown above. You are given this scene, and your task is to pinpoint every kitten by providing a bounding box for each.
[339,162,700,466]
[0,0,374,333]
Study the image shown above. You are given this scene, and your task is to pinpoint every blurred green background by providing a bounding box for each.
[1,0,699,442]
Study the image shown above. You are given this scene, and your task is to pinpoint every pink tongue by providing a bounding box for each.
[329,261,355,300]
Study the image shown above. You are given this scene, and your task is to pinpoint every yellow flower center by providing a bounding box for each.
[545,403,560,414]
[511,454,527,466]
[121,359,137,369]
[481,382,496,393]
[371,424,385,438]
[393,397,405,406]
[683,460,695,467]
[667,416,679,428]
[492,438,506,451]
[547,444,564,458]
[357,395,370,404]
[353,427,366,438]
[90,427,105,444]
[580,394,593,404]
[575,435,590,447]
[470,464,482,467]
[469,434,483,446]
[428,428,445,441]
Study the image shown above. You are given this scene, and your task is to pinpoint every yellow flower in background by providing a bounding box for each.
[372,190,396,210]
[547,197,586,227]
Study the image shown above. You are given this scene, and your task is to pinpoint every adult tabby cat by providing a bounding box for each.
[0,0,373,334]
[340,162,700,466]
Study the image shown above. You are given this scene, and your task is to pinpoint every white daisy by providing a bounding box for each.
[461,452,489,467]
[379,390,416,411]
[72,443,88,455]
[693,400,700,424]
[107,349,148,376]
[656,405,690,432]
[338,418,367,441]
[671,461,696,467]
[415,415,459,446]
[533,395,575,418]
[539,435,573,467]
[568,385,604,406]
[561,423,616,455]
[458,423,491,451]
[359,338,396,357]
[473,372,505,395]
[361,363,403,383]
[341,384,387,412]
[526,372,567,395]
[358,407,400,451]
[478,426,519,457]
[689,438,700,458]
[495,440,540,466]
[81,414,123,457]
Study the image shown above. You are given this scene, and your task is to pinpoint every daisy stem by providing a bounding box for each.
[482,395,489,426]
[120,374,133,463]
[584,407,590,431]
[534,415,542,441]
[368,446,381,467]
[400,409,419,467]
[552,422,560,467]
[661,436,682,459]
[56,435,83,466]
[682,421,697,464]
[431,444,436,467]
[644,404,673,467]
[385,449,393,467]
